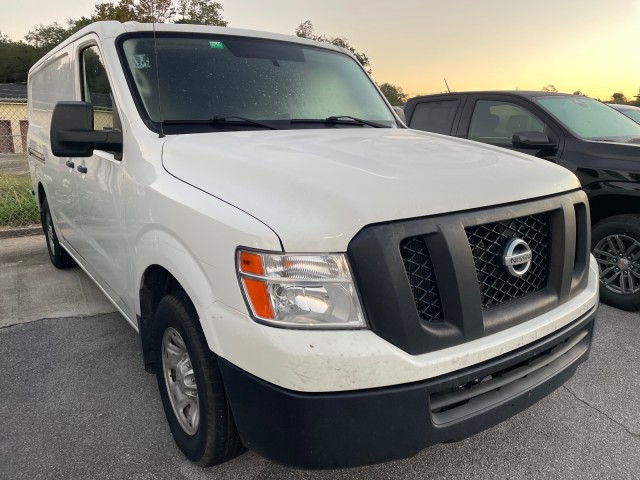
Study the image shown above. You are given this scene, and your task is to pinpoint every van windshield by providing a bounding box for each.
[119,34,397,132]
[535,96,640,143]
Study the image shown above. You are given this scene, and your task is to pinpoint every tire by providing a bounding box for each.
[154,291,245,466]
[41,197,75,269]
[592,215,640,311]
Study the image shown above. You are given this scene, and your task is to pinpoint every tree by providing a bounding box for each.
[94,0,136,22]
[611,92,627,104]
[0,1,229,83]
[573,91,587,96]
[0,37,40,82]
[541,84,558,93]
[379,83,407,106]
[23,18,98,59]
[136,0,176,22]
[93,0,226,24]
[94,0,174,23]
[68,17,95,34]
[295,20,371,73]
[176,0,227,25]
[25,22,69,51]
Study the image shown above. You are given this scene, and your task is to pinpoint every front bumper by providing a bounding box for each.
[219,304,596,469]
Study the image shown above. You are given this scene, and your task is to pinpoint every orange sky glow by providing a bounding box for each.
[3,0,639,101]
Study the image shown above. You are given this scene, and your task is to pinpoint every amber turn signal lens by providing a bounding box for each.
[242,277,274,319]
[239,251,264,275]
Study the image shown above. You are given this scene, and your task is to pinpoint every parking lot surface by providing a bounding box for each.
[1,236,639,479]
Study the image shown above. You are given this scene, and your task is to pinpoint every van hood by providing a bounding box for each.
[162,128,580,252]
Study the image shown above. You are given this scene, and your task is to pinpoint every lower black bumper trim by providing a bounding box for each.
[218,305,597,469]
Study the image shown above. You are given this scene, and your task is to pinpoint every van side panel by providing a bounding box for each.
[28,48,84,247]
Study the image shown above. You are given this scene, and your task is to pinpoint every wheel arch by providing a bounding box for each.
[586,188,640,226]
[37,181,46,208]
[138,264,186,373]
[36,182,46,234]
[135,229,220,373]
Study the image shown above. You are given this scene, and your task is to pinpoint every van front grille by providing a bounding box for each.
[400,236,443,323]
[466,214,550,308]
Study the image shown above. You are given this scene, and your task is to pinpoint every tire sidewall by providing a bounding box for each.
[42,198,56,262]
[41,197,75,269]
[154,294,212,463]
[42,198,62,265]
[592,215,640,311]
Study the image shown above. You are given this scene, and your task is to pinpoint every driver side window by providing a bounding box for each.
[468,100,545,145]
[81,46,114,130]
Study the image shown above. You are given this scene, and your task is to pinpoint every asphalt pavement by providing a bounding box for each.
[1,235,639,479]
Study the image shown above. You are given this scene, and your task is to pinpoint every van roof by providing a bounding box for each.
[30,20,347,73]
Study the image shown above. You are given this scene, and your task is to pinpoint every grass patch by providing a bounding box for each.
[0,173,40,226]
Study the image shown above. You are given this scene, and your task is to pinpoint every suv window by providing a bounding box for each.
[81,46,113,130]
[468,100,545,145]
[536,96,640,142]
[409,100,459,134]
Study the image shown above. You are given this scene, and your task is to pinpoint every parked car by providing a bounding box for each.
[405,91,640,311]
[609,103,640,124]
[28,24,599,469]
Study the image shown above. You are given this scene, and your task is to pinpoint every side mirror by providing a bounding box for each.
[512,131,557,150]
[50,101,123,157]
[393,106,407,125]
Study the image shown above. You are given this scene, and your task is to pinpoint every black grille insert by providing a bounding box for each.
[400,236,444,323]
[466,214,550,309]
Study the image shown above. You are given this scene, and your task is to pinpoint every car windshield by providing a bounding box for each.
[119,34,397,132]
[535,96,640,142]
[618,108,640,124]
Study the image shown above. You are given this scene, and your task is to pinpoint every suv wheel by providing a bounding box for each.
[592,215,640,311]
[154,291,245,466]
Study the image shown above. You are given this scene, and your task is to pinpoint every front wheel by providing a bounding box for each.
[154,292,245,466]
[592,215,640,311]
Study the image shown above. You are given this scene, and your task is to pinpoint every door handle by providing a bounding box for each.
[77,165,88,174]
[65,160,75,168]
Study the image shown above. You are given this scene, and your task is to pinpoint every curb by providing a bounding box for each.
[0,225,43,239]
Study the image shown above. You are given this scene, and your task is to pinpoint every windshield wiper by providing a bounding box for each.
[291,115,388,128]
[588,138,636,144]
[162,116,278,130]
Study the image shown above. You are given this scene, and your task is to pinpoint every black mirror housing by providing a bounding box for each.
[50,101,123,157]
[512,131,557,150]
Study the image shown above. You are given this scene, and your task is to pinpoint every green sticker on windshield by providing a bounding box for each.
[209,41,224,49]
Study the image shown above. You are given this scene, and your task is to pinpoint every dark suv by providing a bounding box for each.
[405,91,640,310]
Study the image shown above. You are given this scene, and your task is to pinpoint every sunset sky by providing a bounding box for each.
[3,0,639,101]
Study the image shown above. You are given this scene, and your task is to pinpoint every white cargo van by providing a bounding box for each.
[28,21,599,469]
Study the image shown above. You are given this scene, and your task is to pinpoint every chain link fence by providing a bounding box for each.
[0,99,40,227]
[0,97,115,229]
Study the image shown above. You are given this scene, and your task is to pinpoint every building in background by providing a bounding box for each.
[0,83,28,155]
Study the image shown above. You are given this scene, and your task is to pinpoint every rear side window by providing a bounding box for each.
[468,100,545,145]
[409,100,459,134]
[29,52,72,129]
[81,46,114,130]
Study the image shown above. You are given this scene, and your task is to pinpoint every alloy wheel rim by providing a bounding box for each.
[593,234,640,295]
[162,327,200,435]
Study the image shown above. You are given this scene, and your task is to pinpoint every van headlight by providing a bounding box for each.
[236,249,367,329]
